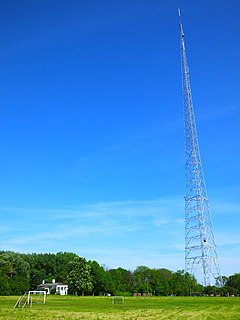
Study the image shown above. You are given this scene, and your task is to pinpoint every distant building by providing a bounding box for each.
[36,279,68,295]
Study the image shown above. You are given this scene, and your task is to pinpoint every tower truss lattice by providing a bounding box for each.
[178,10,222,286]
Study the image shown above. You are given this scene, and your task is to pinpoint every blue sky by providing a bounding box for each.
[0,0,240,281]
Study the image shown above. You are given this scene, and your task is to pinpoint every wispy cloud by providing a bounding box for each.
[216,231,240,247]
[0,196,239,275]
[154,217,184,227]
[211,201,240,216]
[199,104,240,122]
[0,197,184,251]
[0,197,184,221]
[70,118,182,179]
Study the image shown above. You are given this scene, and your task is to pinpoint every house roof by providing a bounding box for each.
[37,282,68,288]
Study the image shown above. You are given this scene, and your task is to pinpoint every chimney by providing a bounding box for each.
[52,279,55,284]
[42,280,45,284]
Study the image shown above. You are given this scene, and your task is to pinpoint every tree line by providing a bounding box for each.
[0,251,239,296]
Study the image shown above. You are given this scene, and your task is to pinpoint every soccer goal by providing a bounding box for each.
[14,291,46,309]
[112,296,124,304]
[28,291,46,304]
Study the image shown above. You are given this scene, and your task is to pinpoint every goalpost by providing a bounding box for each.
[112,296,124,304]
[14,291,46,308]
[28,291,46,304]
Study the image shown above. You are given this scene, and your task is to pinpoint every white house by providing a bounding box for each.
[36,279,68,295]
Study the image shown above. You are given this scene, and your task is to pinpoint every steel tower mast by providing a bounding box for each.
[178,9,222,286]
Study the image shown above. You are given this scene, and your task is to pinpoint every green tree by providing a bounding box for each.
[226,273,240,294]
[148,268,173,296]
[54,252,78,283]
[0,271,10,295]
[0,251,30,295]
[108,267,133,295]
[203,285,220,296]
[221,285,238,296]
[171,270,200,296]
[67,257,93,295]
[23,252,78,290]
[89,260,114,295]
[23,253,54,290]
[133,266,152,294]
[221,276,229,286]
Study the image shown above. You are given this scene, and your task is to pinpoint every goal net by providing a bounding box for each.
[14,291,46,308]
[112,296,124,304]
[28,291,46,304]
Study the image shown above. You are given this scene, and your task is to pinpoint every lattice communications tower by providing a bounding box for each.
[178,10,222,286]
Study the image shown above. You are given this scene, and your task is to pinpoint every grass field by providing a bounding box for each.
[0,295,240,319]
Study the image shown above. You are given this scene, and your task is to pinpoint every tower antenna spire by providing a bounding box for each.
[178,11,222,286]
[178,8,184,37]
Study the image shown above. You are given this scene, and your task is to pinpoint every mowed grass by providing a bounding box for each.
[0,295,240,320]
